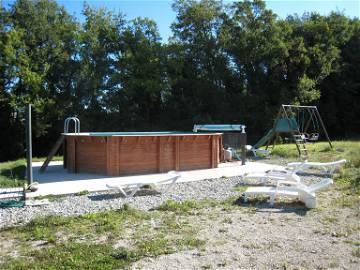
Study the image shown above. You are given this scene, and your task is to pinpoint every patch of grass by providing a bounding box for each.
[136,238,174,256]
[223,217,233,224]
[271,146,299,158]
[242,242,261,249]
[112,248,139,262]
[0,160,26,188]
[1,205,150,242]
[32,156,63,162]
[321,216,339,224]
[33,194,67,202]
[2,233,205,270]
[74,190,90,196]
[221,195,242,209]
[232,184,248,192]
[156,200,201,214]
[156,196,243,214]
[329,261,340,268]
[352,249,360,258]
[160,215,184,230]
[0,203,207,269]
[1,242,132,270]
[0,156,63,188]
[332,193,360,209]
[178,237,206,249]
[344,240,360,246]
[271,141,360,200]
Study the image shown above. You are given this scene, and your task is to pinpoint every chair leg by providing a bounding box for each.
[129,185,141,197]
[118,187,129,198]
[107,184,129,198]
[163,178,178,193]
[269,194,275,206]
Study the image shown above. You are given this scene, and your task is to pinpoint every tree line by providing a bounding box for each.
[0,0,359,161]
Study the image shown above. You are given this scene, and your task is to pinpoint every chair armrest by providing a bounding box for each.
[265,169,288,174]
[276,180,300,187]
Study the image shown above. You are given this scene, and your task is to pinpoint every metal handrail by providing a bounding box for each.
[64,117,80,133]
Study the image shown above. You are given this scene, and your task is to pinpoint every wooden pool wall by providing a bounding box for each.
[64,133,222,176]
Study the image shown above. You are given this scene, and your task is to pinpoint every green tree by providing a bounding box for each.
[167,0,227,128]
[76,4,125,131]
[1,0,79,157]
[0,6,24,160]
[318,17,360,137]
[106,18,166,130]
[221,0,289,134]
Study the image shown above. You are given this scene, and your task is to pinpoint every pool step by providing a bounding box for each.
[40,135,65,173]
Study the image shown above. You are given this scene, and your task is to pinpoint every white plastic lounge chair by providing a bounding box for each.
[241,170,300,184]
[241,162,307,184]
[243,177,333,208]
[106,171,181,198]
[246,145,270,157]
[287,159,346,174]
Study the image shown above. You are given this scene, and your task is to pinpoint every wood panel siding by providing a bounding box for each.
[118,137,158,175]
[75,137,107,174]
[106,137,119,176]
[179,136,212,170]
[66,136,76,173]
[65,134,221,176]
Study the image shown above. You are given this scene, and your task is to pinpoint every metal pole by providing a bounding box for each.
[26,104,33,185]
[303,108,314,134]
[240,132,246,165]
[314,107,333,148]
[282,105,317,109]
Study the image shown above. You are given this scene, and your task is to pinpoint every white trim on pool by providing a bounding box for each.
[62,131,223,136]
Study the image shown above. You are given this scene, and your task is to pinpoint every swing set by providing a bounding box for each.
[268,105,332,157]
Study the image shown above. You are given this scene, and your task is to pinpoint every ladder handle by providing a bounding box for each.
[64,117,80,134]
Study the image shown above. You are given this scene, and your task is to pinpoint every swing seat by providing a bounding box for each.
[300,133,309,141]
[298,132,319,143]
[307,133,319,142]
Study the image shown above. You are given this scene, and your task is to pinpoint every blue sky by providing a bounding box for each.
[3,0,359,42]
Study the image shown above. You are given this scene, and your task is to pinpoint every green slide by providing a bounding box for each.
[253,128,275,149]
[251,117,298,152]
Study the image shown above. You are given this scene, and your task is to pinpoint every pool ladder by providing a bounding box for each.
[40,117,80,173]
[64,117,80,134]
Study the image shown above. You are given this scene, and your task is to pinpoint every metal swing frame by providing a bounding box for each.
[266,105,332,157]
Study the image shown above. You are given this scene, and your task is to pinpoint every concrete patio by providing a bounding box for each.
[27,161,283,198]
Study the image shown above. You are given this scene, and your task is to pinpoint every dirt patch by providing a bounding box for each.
[0,237,20,264]
[132,191,360,269]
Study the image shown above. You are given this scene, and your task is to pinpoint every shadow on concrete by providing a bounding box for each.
[33,163,112,184]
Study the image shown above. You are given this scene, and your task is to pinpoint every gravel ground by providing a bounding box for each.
[132,203,359,270]
[1,168,359,269]
[0,176,242,228]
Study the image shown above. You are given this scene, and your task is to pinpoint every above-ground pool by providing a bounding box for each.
[63,132,223,176]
